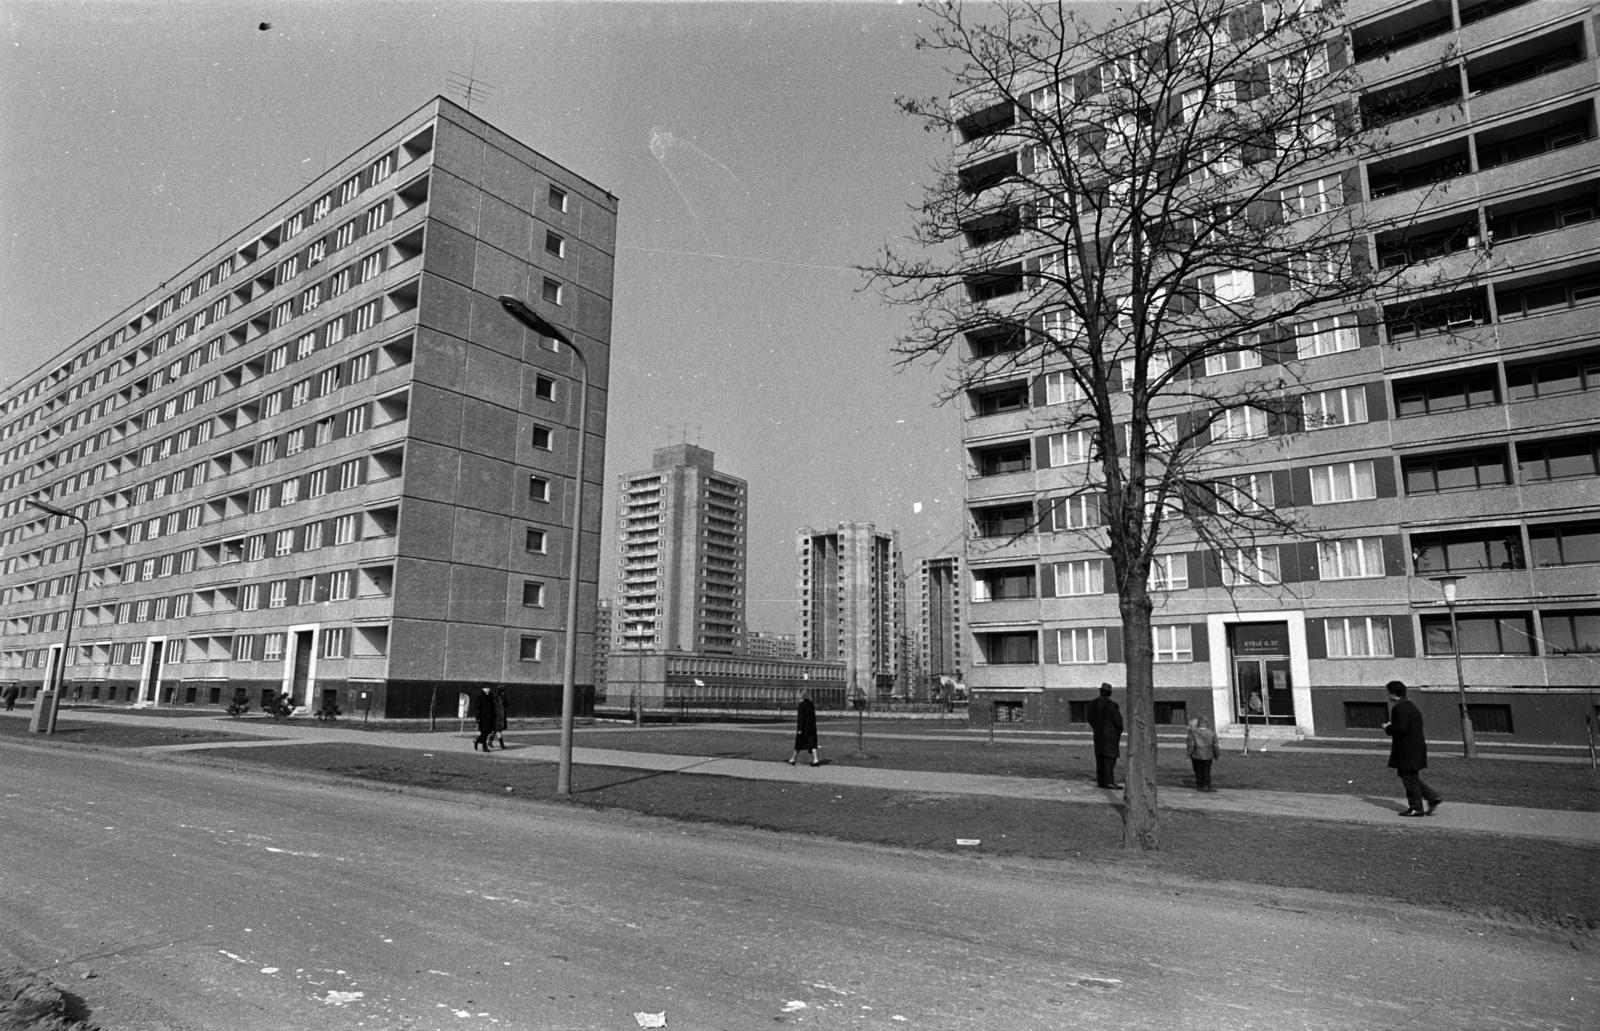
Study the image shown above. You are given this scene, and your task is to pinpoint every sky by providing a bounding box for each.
[0,1,987,635]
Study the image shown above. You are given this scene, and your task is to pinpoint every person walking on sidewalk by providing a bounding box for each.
[2,683,17,711]
[1086,683,1123,789]
[1186,716,1220,792]
[472,685,497,752]
[490,686,510,750]
[1384,680,1442,817]
[788,690,820,767]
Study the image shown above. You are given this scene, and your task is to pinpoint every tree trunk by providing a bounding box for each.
[1120,587,1159,850]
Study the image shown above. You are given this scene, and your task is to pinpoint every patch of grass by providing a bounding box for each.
[192,741,1600,934]
[0,717,261,749]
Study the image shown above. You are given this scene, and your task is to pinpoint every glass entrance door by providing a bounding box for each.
[1234,658,1296,725]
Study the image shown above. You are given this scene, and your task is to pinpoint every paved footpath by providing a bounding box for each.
[10,707,1599,846]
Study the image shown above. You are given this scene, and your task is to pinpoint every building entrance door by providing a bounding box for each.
[1229,623,1295,726]
[290,631,314,707]
[140,639,166,706]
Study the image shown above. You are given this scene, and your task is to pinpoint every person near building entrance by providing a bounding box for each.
[788,690,820,767]
[1384,680,1441,817]
[472,685,497,752]
[2,684,17,711]
[1186,716,1220,792]
[1086,683,1123,789]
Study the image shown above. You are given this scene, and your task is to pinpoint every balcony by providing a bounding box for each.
[1467,59,1594,127]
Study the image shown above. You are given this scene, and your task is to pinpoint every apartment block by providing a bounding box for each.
[956,0,1599,743]
[796,522,905,699]
[744,629,799,659]
[920,555,965,693]
[614,444,748,655]
[0,97,616,718]
[595,597,613,696]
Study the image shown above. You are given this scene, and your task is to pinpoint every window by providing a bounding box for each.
[344,406,367,436]
[350,352,373,382]
[338,459,362,491]
[173,594,190,619]
[1153,625,1192,662]
[1046,430,1090,466]
[285,428,305,456]
[333,514,359,545]
[354,301,379,333]
[1402,447,1508,493]
[517,635,545,662]
[301,285,322,314]
[235,635,256,662]
[545,232,565,258]
[1216,472,1274,511]
[541,278,563,306]
[303,521,324,551]
[1422,612,1535,655]
[335,220,357,250]
[1506,350,1600,400]
[329,571,351,601]
[974,503,1033,538]
[245,535,266,562]
[370,153,393,182]
[359,253,383,282]
[1282,175,1343,219]
[298,576,316,605]
[529,476,550,502]
[1303,386,1368,428]
[1292,248,1344,286]
[280,478,300,506]
[548,185,568,211]
[1054,559,1104,596]
[294,333,317,361]
[307,469,328,498]
[326,317,347,346]
[180,548,197,573]
[1543,610,1600,655]
[322,627,348,658]
[1295,315,1359,358]
[1148,554,1188,591]
[1529,520,1600,567]
[1311,460,1377,503]
[314,417,336,447]
[1394,368,1499,417]
[535,375,555,401]
[972,566,1035,601]
[1413,526,1524,573]
[1221,547,1280,585]
[1517,436,1599,482]
[252,486,273,512]
[267,345,289,373]
[979,631,1037,665]
[1058,627,1107,663]
[1045,494,1100,531]
[311,196,331,224]
[139,558,155,581]
[158,554,175,578]
[365,203,390,234]
[263,633,285,661]
[290,380,312,407]
[1199,269,1253,308]
[1326,616,1393,657]
[272,301,294,329]
[268,581,288,608]
[526,528,547,553]
[531,426,552,450]
[522,581,545,607]
[1044,371,1085,405]
[1319,537,1385,579]
[1204,347,1262,376]
[1216,407,1268,441]
[270,529,292,558]
[318,367,342,400]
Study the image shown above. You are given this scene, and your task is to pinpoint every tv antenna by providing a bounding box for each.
[446,42,497,111]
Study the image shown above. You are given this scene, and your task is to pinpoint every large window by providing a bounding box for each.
[1044,494,1100,531]
[1054,559,1104,595]
[1221,547,1280,585]
[979,631,1037,665]
[1215,406,1268,441]
[1318,537,1384,579]
[1148,554,1188,591]
[975,442,1030,476]
[1152,625,1192,662]
[1310,460,1376,503]
[1529,520,1600,567]
[1295,315,1359,358]
[1394,367,1499,417]
[1046,430,1090,466]
[1402,447,1508,493]
[972,566,1036,601]
[1506,349,1600,401]
[1217,472,1274,511]
[1044,371,1085,405]
[1542,611,1600,655]
[1517,435,1599,482]
[1303,385,1368,428]
[1412,526,1524,573]
[1421,612,1535,655]
[1057,627,1106,664]
[974,503,1032,538]
[1325,616,1393,658]
[1496,269,1600,320]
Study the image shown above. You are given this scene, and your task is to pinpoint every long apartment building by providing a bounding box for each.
[0,97,616,718]
[614,444,748,655]
[957,0,1599,743]
[920,555,965,694]
[796,522,905,699]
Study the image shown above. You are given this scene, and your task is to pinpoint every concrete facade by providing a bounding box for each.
[796,522,905,700]
[919,555,965,695]
[956,0,1600,743]
[744,630,799,659]
[0,97,616,719]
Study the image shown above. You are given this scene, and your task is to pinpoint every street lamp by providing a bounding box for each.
[1429,574,1477,759]
[499,295,587,795]
[26,498,89,735]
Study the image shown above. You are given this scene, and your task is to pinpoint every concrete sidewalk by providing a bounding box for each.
[10,707,1600,845]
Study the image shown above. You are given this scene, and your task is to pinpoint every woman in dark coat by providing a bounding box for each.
[491,686,510,750]
[788,690,820,767]
[472,685,497,751]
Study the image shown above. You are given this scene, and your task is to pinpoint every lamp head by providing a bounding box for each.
[1429,574,1462,604]
[497,295,574,348]
[26,497,69,518]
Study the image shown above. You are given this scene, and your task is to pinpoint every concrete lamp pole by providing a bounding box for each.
[26,498,89,735]
[1430,574,1477,760]
[498,295,587,795]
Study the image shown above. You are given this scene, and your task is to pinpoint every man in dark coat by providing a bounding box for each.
[788,690,820,767]
[1085,683,1124,789]
[1384,680,1441,817]
[472,685,497,752]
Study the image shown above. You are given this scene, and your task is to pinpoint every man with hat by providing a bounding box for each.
[1384,679,1441,817]
[1085,682,1124,789]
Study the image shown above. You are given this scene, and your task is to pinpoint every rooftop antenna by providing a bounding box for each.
[446,40,497,111]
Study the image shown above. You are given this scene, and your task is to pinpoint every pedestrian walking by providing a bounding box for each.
[490,686,510,749]
[2,683,17,711]
[1086,683,1124,789]
[788,690,820,767]
[1384,680,1442,817]
[1186,716,1220,792]
[472,685,497,752]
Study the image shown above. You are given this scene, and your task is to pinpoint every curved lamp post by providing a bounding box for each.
[1429,574,1477,759]
[27,498,89,735]
[498,295,586,795]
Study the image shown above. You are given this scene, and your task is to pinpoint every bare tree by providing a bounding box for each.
[867,0,1475,849]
